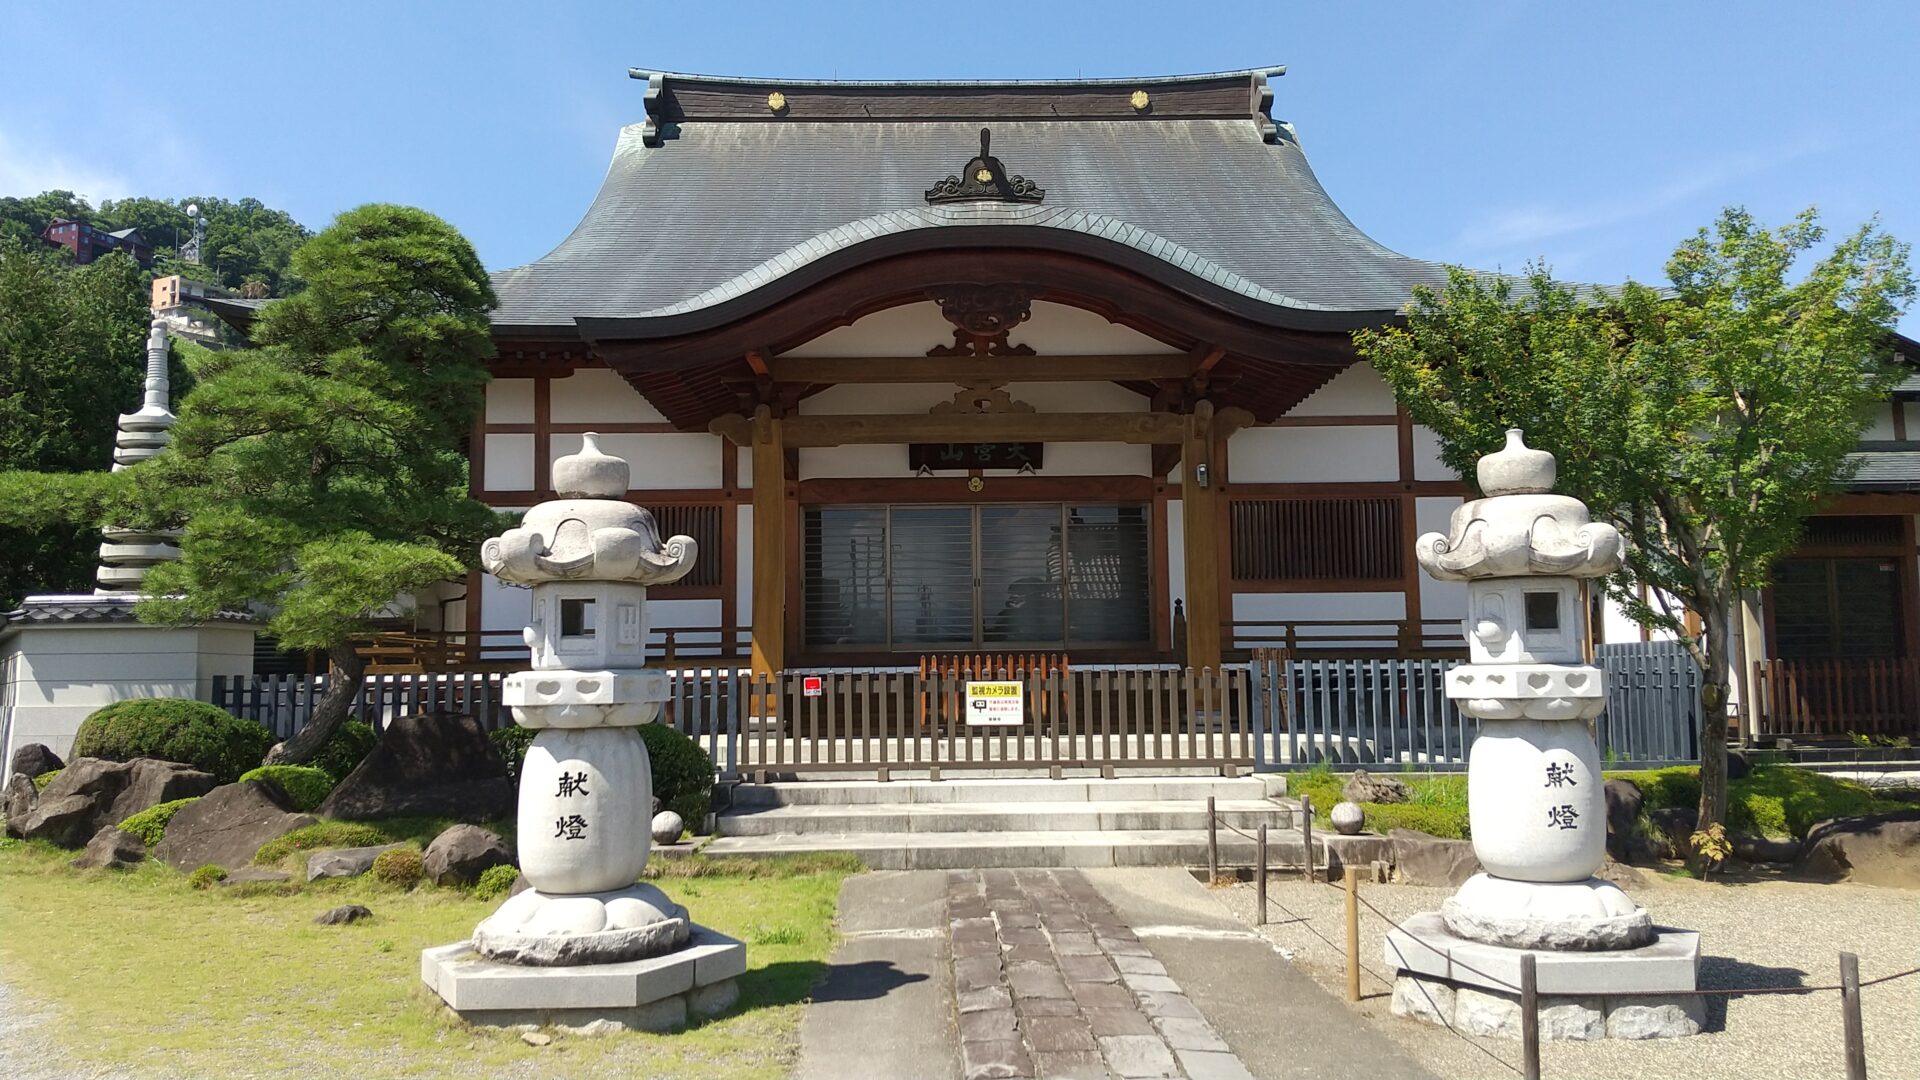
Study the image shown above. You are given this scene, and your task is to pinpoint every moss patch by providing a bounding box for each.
[1290,766,1471,840]
[117,797,199,845]
[0,843,854,1080]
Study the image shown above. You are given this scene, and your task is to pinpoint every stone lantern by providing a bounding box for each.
[422,434,747,1030]
[1385,430,1703,1041]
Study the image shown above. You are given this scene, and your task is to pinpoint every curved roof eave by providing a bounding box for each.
[574,205,1408,341]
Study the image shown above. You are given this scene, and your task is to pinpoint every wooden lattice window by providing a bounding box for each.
[1798,515,1904,549]
[1230,497,1403,583]
[650,504,723,590]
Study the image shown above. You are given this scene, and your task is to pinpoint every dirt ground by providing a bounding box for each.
[1210,871,1920,1080]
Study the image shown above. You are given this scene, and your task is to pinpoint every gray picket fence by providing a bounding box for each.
[1247,640,1699,769]
[212,642,1700,778]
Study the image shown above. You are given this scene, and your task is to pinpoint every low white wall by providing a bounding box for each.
[1,622,256,781]
[1229,426,1400,484]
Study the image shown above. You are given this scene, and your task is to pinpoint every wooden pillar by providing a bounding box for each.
[1182,400,1222,670]
[750,404,786,680]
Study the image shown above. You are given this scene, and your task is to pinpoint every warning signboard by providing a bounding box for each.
[802,675,823,698]
[965,681,1024,726]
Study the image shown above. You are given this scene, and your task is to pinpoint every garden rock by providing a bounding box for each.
[1391,828,1480,887]
[222,867,291,885]
[71,826,146,870]
[315,712,512,822]
[1648,806,1698,860]
[1603,778,1655,863]
[155,780,316,871]
[1595,857,1650,889]
[8,743,62,780]
[306,843,407,882]
[314,904,373,926]
[14,758,215,848]
[2,773,35,836]
[1795,810,1920,887]
[1343,770,1411,805]
[1730,832,1800,865]
[422,823,511,886]
[651,810,685,845]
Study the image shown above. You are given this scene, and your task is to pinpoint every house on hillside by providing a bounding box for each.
[40,218,152,267]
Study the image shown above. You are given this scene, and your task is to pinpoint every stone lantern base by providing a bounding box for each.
[1385,913,1704,1040]
[422,924,747,1032]
[1442,873,1654,951]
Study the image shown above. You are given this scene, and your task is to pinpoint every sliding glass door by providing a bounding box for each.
[803,503,1151,651]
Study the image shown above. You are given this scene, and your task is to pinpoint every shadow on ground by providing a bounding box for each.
[1699,955,1810,1031]
[806,960,931,1003]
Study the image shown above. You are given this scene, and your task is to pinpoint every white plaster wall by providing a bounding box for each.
[551,432,722,490]
[1287,364,1399,416]
[481,573,534,636]
[799,445,904,480]
[549,368,665,424]
[1863,402,1897,441]
[1,623,256,777]
[485,378,535,423]
[737,446,753,488]
[1228,427,1400,484]
[1599,592,1646,645]
[1412,425,1460,482]
[484,433,535,490]
[781,300,1169,358]
[1230,591,1406,650]
[1904,402,1920,440]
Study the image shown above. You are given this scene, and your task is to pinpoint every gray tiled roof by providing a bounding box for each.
[1,594,259,628]
[490,117,1462,331]
[1848,447,1920,490]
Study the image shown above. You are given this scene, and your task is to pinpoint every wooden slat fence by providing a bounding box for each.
[1756,657,1920,741]
[1595,640,1702,762]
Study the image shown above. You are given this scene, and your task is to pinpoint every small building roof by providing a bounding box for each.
[490,67,1460,337]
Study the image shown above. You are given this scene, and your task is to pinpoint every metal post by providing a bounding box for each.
[1206,796,1219,883]
[1255,823,1268,925]
[1344,864,1360,1003]
[1841,952,1867,1080]
[1519,953,1540,1080]
[1300,794,1315,883]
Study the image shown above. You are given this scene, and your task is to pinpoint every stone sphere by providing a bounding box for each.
[1330,801,1365,835]
[651,810,685,845]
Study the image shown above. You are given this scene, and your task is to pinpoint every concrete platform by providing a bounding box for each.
[421,924,746,1031]
[1383,910,1704,1040]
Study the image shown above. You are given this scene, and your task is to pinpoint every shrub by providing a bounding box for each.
[1362,803,1470,840]
[642,723,715,828]
[71,699,272,783]
[118,797,200,846]
[1728,766,1903,839]
[309,720,378,783]
[472,863,520,901]
[32,769,61,791]
[1605,766,1701,814]
[188,864,227,889]
[371,847,424,888]
[237,765,334,812]
[488,725,537,787]
[252,821,393,865]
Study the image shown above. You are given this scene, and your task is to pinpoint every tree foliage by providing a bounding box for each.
[1356,207,1914,842]
[0,243,153,605]
[0,204,498,762]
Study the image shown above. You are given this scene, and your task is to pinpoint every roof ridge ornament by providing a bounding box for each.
[925,127,1045,205]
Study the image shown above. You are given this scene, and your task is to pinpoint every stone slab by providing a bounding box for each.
[422,924,744,1015]
[1384,910,1698,995]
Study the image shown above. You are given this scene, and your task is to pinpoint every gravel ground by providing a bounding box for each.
[1209,872,1920,1080]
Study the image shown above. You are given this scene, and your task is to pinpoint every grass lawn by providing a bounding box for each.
[0,838,858,1080]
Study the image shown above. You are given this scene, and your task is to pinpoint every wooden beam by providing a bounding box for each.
[750,405,786,681]
[765,353,1199,384]
[798,475,1154,504]
[709,413,752,446]
[781,412,1185,447]
[1182,401,1223,671]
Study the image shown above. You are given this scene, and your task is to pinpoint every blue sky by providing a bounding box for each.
[3,2,1916,330]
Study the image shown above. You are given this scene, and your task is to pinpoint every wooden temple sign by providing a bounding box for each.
[909,442,1044,472]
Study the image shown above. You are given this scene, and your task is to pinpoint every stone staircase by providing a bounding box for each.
[701,776,1304,870]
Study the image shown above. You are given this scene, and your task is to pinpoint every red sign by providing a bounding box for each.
[802,675,823,698]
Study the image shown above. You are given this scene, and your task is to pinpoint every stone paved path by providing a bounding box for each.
[949,868,1256,1080]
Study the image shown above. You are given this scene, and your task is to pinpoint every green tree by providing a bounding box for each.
[0,244,152,606]
[0,205,498,763]
[1355,208,1913,855]
[0,190,93,248]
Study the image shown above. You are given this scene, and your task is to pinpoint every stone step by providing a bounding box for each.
[715,799,1295,836]
[699,828,1311,870]
[727,775,1277,808]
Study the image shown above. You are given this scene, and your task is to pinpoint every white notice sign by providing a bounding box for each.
[965,681,1023,726]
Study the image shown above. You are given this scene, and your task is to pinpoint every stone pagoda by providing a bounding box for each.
[1384,430,1703,1040]
[421,434,746,1030]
